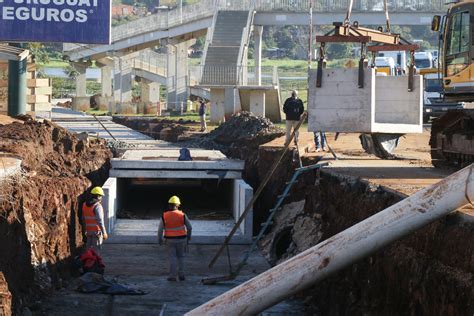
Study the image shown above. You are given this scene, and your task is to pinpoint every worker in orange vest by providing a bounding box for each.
[82,186,108,251]
[158,195,192,281]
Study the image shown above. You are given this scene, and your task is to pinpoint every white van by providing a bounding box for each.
[378,51,407,74]
[414,52,434,70]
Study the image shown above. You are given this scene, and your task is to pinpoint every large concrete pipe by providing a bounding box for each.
[187,164,474,315]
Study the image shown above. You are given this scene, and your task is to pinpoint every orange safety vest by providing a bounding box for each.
[163,210,187,238]
[82,202,101,233]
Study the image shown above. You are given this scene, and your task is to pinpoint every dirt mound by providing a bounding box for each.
[0,119,111,180]
[0,118,112,314]
[207,111,283,145]
[186,112,285,186]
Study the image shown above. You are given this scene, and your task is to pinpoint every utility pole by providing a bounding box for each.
[180,0,183,23]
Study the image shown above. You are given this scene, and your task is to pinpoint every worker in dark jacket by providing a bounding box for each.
[283,90,305,145]
[82,186,108,251]
[158,196,192,281]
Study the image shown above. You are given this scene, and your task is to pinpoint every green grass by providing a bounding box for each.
[85,109,110,116]
[38,59,69,68]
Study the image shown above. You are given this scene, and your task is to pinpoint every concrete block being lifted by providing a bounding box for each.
[308,68,423,134]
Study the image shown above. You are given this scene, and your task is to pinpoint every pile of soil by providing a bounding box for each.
[113,116,195,142]
[0,117,112,314]
[186,112,285,186]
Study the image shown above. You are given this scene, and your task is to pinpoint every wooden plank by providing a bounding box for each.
[28,86,52,95]
[368,44,419,52]
[316,35,371,43]
[27,94,50,104]
[27,78,51,87]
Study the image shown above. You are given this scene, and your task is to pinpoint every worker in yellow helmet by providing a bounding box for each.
[82,186,108,252]
[157,195,192,281]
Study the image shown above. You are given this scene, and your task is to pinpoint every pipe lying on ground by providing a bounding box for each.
[186,164,474,316]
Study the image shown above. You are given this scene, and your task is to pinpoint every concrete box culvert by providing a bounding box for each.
[103,149,254,245]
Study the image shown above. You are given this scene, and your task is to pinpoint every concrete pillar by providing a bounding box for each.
[113,57,122,103]
[224,87,237,120]
[101,65,113,97]
[210,88,225,124]
[250,90,265,117]
[113,57,132,104]
[254,25,263,86]
[74,62,87,97]
[166,39,195,111]
[121,68,132,103]
[141,79,161,103]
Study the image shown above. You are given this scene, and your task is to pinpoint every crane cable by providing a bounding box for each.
[345,0,392,33]
[344,0,353,26]
[384,0,391,33]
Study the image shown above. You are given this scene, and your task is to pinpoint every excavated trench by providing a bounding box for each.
[255,146,474,315]
[2,112,470,314]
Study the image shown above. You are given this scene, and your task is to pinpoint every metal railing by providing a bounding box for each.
[192,65,279,86]
[131,50,168,77]
[254,0,446,12]
[237,0,257,84]
[65,0,446,53]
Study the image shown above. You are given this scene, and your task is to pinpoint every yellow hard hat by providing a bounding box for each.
[91,187,104,196]
[168,195,181,205]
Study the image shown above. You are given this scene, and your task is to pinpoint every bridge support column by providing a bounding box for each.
[101,65,113,97]
[166,39,195,111]
[254,25,263,86]
[224,87,237,120]
[210,88,225,124]
[250,90,265,117]
[71,61,91,111]
[73,62,89,97]
[141,79,161,103]
[113,57,132,104]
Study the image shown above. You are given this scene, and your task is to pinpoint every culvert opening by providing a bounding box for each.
[272,227,293,261]
[117,178,233,220]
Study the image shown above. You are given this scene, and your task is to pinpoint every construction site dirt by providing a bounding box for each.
[0,115,111,314]
[0,112,473,315]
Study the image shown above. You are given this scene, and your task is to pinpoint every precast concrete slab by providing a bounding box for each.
[308,68,423,134]
[111,149,244,178]
[107,219,249,244]
[45,107,170,147]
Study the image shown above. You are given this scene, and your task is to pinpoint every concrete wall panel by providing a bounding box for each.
[309,68,423,134]
[102,177,117,233]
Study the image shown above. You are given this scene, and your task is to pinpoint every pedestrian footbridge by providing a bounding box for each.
[63,0,446,122]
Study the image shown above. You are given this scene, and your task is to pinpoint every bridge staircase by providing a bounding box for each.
[200,10,252,86]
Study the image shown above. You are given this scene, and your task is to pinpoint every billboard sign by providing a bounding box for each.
[0,0,111,44]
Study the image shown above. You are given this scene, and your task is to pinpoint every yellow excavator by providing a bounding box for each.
[430,0,474,168]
